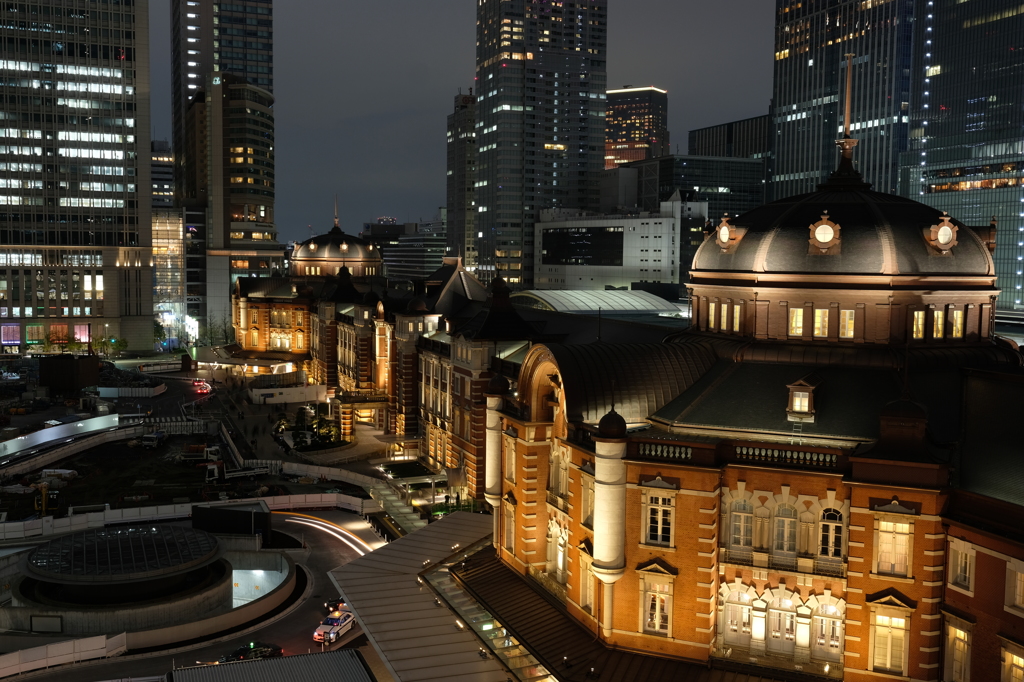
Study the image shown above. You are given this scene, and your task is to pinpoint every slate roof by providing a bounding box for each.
[959,368,1024,506]
[546,342,719,424]
[692,186,994,278]
[509,289,680,314]
[170,649,376,682]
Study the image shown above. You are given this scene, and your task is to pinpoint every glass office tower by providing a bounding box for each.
[446,92,477,270]
[474,0,608,286]
[898,0,1024,313]
[605,86,669,169]
[770,0,914,199]
[0,0,152,352]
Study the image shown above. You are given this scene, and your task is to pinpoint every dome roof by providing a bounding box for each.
[292,226,382,265]
[692,183,994,278]
[598,408,627,439]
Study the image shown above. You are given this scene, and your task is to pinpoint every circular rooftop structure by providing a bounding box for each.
[692,184,994,278]
[291,225,382,277]
[510,289,679,314]
[26,525,220,584]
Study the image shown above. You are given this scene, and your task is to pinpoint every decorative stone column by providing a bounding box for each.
[591,408,628,639]
[484,375,509,547]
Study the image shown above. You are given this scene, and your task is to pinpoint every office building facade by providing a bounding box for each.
[152,210,185,348]
[151,141,174,209]
[770,0,913,199]
[625,155,766,220]
[0,0,153,352]
[898,0,1024,313]
[382,212,447,282]
[474,0,608,287]
[446,92,477,270]
[604,86,669,169]
[688,114,770,160]
[170,0,273,205]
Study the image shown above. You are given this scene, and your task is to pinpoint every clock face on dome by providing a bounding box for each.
[719,225,730,243]
[814,224,835,243]
[937,225,953,245]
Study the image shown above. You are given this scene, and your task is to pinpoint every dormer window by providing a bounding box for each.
[808,213,841,254]
[924,212,958,254]
[787,373,820,423]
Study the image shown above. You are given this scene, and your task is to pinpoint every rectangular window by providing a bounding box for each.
[295,311,303,326]
[912,310,925,339]
[1011,654,1024,682]
[774,513,797,553]
[250,330,258,347]
[643,580,671,634]
[646,495,673,545]
[250,310,258,325]
[579,557,594,612]
[73,324,89,342]
[952,309,964,338]
[1016,571,1024,608]
[504,447,516,484]
[733,304,741,332]
[581,475,595,529]
[708,302,716,330]
[873,615,906,674]
[950,627,968,682]
[789,308,804,336]
[934,309,945,338]
[732,511,753,547]
[503,502,515,551]
[949,542,973,591]
[878,521,911,576]
[840,309,855,338]
[813,308,828,337]
[792,391,809,412]
[720,304,728,330]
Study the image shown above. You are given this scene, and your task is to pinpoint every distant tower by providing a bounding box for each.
[446,91,478,271]
[605,87,670,169]
[473,0,608,286]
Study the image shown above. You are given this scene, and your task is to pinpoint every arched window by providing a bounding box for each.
[731,499,753,548]
[820,508,843,558]
[813,603,844,662]
[767,596,797,654]
[774,505,797,553]
[724,591,752,646]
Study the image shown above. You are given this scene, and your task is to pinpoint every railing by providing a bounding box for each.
[732,445,842,469]
[546,490,568,512]
[336,391,389,404]
[719,547,847,579]
[636,441,692,460]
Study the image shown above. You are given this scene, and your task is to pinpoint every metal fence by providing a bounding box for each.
[0,633,126,678]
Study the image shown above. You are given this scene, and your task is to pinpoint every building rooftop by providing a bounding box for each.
[511,289,679,314]
[170,648,376,682]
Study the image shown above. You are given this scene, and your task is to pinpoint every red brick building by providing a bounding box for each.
[483,156,1024,681]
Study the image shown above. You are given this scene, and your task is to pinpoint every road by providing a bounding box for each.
[28,511,384,682]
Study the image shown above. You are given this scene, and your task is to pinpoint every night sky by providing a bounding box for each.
[148,1,774,244]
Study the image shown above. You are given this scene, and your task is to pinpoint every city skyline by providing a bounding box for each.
[148,0,775,243]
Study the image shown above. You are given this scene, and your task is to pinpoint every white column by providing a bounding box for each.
[484,394,504,547]
[592,436,627,638]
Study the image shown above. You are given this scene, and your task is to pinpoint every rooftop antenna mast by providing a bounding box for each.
[836,53,858,170]
[333,194,340,229]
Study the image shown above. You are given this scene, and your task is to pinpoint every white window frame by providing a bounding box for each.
[789,307,804,336]
[731,499,753,549]
[1005,558,1024,615]
[724,592,753,646]
[767,601,797,654]
[774,505,798,554]
[812,604,843,662]
[1002,643,1024,682]
[504,438,516,484]
[945,620,971,682]
[792,391,810,413]
[502,501,515,551]
[948,538,975,596]
[820,508,844,559]
[839,309,855,338]
[875,518,912,577]
[640,574,672,636]
[870,612,908,676]
[580,472,595,529]
[813,308,828,337]
[578,553,594,614]
[643,492,674,548]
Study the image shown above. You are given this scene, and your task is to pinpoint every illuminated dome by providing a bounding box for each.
[291,225,382,277]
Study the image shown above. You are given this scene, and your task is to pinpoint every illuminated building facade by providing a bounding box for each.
[152,210,186,348]
[898,0,1024,313]
[151,141,174,209]
[480,149,1024,681]
[0,0,153,352]
[473,0,608,287]
[170,0,273,205]
[604,86,669,169]
[446,92,477,270]
[770,0,914,199]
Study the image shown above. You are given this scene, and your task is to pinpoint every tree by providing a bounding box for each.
[111,338,128,358]
[93,336,111,357]
[153,320,167,345]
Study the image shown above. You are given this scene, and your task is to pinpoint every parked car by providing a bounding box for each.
[324,597,346,613]
[313,607,355,643]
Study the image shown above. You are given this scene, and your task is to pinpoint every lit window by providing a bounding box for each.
[789,308,804,336]
[934,309,945,338]
[645,494,673,546]
[878,521,911,576]
[873,615,906,674]
[731,499,753,548]
[840,310,855,338]
[951,309,964,338]
[912,310,925,339]
[948,627,969,681]
[813,308,828,337]
[949,539,974,592]
[814,604,843,661]
[720,304,728,331]
[708,302,716,330]
[820,508,843,558]
[250,330,258,347]
[725,592,752,645]
[732,304,741,332]
[792,391,810,413]
[643,577,671,634]
[768,600,796,654]
[1010,653,1024,682]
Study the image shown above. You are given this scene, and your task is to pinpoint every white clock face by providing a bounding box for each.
[719,225,730,243]
[937,225,953,245]
[814,224,835,243]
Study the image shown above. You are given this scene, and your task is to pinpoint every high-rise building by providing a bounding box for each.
[688,114,770,160]
[474,0,608,287]
[170,0,273,204]
[0,0,153,352]
[152,210,186,348]
[151,141,175,209]
[898,1,1024,313]
[382,211,448,282]
[605,86,669,169]
[446,92,477,270]
[769,0,914,199]
[202,73,283,327]
[625,155,766,220]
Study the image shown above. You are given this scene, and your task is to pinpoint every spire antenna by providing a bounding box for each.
[843,52,855,139]
[821,53,870,189]
[333,194,340,229]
